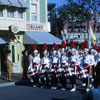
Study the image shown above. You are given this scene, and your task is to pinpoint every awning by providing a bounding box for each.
[0,0,29,8]
[18,0,29,8]
[8,0,21,7]
[0,0,10,6]
[23,31,61,45]
[0,38,6,44]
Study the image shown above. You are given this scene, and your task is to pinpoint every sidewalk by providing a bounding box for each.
[0,72,22,87]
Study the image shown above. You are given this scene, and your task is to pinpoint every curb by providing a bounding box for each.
[0,82,15,88]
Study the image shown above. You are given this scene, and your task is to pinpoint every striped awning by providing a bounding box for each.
[23,31,61,45]
[18,0,29,8]
[0,0,29,8]
[0,0,10,6]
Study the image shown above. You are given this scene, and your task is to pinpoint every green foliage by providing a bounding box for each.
[58,0,91,24]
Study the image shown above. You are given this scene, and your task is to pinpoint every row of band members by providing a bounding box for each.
[22,47,100,92]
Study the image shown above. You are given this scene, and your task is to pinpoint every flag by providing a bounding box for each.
[90,26,96,45]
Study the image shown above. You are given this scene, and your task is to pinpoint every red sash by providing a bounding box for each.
[42,64,46,67]
[29,71,36,74]
[83,63,89,67]
[53,63,57,66]
[61,63,66,66]
[71,61,76,65]
[33,63,38,66]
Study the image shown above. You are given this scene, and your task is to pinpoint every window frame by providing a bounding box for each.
[30,0,39,22]
[7,7,15,19]
[18,9,24,20]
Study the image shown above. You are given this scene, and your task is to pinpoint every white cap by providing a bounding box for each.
[84,48,89,53]
[53,50,57,54]
[43,50,48,54]
[61,48,65,52]
[34,50,38,53]
[90,49,94,53]
[71,48,76,53]
[68,48,71,53]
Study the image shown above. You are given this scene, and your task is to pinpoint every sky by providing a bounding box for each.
[47,0,67,8]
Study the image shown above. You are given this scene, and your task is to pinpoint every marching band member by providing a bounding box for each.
[40,43,51,88]
[51,50,60,89]
[59,41,68,90]
[82,48,91,92]
[50,43,60,89]
[69,48,77,92]
[32,44,41,87]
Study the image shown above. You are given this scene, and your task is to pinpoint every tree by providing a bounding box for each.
[84,0,100,33]
[58,0,100,33]
[58,0,91,32]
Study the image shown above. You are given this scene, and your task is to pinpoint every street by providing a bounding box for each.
[0,80,86,100]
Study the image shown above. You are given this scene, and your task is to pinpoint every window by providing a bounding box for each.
[18,9,23,19]
[0,8,3,17]
[31,4,37,21]
[7,8,14,18]
[31,15,37,21]
[31,4,37,14]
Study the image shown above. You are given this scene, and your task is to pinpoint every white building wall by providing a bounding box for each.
[0,8,26,31]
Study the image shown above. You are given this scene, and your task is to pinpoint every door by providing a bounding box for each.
[9,43,21,73]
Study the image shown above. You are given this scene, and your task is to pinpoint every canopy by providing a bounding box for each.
[23,31,61,45]
[0,0,29,8]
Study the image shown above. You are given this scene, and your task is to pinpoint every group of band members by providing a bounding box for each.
[27,40,100,92]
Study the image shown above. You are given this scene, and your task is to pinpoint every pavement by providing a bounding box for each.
[0,85,85,100]
[0,72,88,100]
[0,72,22,87]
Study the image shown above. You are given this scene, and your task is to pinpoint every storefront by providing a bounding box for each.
[0,30,25,74]
[0,0,28,74]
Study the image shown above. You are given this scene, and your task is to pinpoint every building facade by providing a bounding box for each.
[63,21,100,45]
[0,0,28,74]
[0,0,61,74]
[25,0,50,32]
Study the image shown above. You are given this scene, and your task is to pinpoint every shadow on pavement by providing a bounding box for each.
[51,95,83,100]
[51,98,66,100]
[15,80,33,87]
